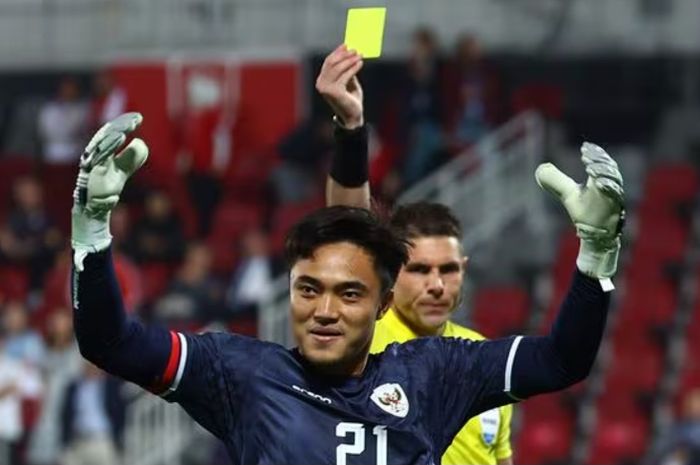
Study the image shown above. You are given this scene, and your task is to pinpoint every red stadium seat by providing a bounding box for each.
[604,343,663,394]
[643,164,699,202]
[587,416,649,465]
[206,201,265,274]
[209,201,265,241]
[521,393,574,423]
[0,265,29,302]
[516,419,573,464]
[472,286,529,338]
[516,395,574,464]
[616,283,677,329]
[269,196,325,255]
[630,223,689,262]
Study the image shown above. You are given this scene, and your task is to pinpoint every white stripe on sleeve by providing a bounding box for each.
[168,333,188,394]
[504,335,523,393]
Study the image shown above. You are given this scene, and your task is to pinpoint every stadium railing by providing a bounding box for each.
[259,111,546,347]
[122,384,196,465]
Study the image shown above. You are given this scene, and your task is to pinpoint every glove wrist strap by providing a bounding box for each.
[576,238,620,289]
[71,206,112,271]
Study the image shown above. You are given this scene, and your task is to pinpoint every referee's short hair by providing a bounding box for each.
[390,202,462,240]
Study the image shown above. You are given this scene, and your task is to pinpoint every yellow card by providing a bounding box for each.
[344,7,387,59]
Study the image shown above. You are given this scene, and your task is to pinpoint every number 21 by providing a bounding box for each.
[336,422,388,465]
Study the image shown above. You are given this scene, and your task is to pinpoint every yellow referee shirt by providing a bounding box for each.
[371,308,513,465]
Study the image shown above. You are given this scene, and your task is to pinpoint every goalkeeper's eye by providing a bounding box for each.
[296,284,318,297]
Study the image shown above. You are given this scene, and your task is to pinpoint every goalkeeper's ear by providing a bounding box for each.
[535,163,578,201]
[114,138,149,177]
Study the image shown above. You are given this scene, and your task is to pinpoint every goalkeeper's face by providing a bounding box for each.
[392,236,466,336]
[290,242,391,376]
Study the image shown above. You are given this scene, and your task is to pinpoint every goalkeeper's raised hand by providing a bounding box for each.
[535,142,625,288]
[71,112,148,271]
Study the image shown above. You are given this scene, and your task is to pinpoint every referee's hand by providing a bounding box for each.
[316,44,364,130]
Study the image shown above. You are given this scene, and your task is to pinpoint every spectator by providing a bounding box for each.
[60,362,125,465]
[129,190,185,264]
[651,389,700,465]
[152,243,220,329]
[268,117,333,205]
[27,310,82,465]
[37,77,89,165]
[0,176,63,289]
[0,324,42,465]
[2,301,44,367]
[225,230,274,318]
[447,33,500,150]
[397,27,446,188]
[91,70,127,128]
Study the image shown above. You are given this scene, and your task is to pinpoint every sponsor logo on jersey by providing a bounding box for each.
[370,383,409,418]
[292,385,332,404]
[479,408,500,446]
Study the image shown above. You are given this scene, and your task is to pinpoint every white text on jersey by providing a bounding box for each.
[292,385,332,404]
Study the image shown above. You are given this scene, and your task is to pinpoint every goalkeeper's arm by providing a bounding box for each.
[507,142,624,398]
[73,249,177,393]
[71,113,178,394]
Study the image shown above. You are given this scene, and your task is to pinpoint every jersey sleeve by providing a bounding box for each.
[420,269,610,452]
[400,336,518,452]
[160,331,269,439]
[495,404,513,461]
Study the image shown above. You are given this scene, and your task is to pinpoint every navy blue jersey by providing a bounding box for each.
[164,332,517,465]
[73,251,610,465]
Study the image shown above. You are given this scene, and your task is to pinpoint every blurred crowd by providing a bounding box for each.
[0,25,698,465]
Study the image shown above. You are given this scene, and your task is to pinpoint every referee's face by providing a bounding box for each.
[392,236,466,336]
[289,241,390,376]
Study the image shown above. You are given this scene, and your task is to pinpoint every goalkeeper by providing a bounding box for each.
[69,109,623,465]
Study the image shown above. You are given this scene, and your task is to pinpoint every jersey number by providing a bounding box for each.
[335,422,388,465]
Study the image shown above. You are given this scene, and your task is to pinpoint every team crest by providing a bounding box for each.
[370,383,409,418]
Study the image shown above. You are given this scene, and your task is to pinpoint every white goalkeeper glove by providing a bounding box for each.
[72,112,149,271]
[535,142,625,290]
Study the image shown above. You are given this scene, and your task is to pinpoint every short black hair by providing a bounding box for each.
[390,202,462,239]
[285,206,409,295]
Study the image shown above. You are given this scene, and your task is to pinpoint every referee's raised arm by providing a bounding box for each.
[71,113,175,393]
[317,45,371,210]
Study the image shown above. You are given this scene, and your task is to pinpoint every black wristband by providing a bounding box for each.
[330,121,369,188]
